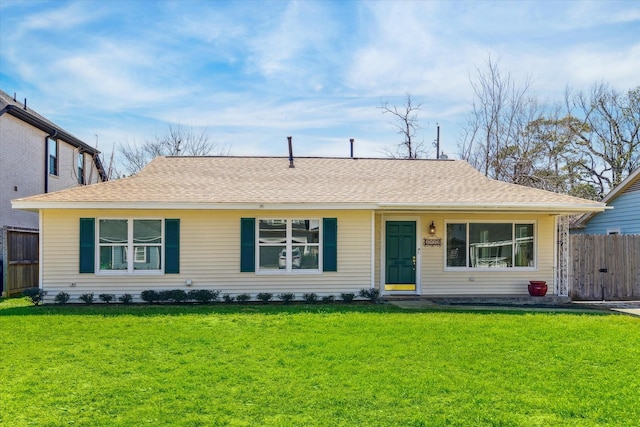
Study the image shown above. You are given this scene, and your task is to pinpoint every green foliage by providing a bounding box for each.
[340,292,355,303]
[303,292,318,304]
[54,292,70,305]
[140,290,161,304]
[79,293,94,304]
[165,289,188,303]
[256,292,273,303]
[278,293,295,304]
[359,288,380,302]
[222,293,235,303]
[321,295,335,303]
[236,293,251,303]
[188,289,219,304]
[99,294,115,304]
[118,293,133,304]
[2,302,639,426]
[22,287,43,305]
[157,290,172,303]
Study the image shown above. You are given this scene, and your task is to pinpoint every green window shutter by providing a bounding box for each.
[323,218,337,272]
[79,218,95,273]
[165,219,180,274]
[240,218,255,272]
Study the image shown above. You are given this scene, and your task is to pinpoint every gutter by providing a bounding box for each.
[11,200,609,214]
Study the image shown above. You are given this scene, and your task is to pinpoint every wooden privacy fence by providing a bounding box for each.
[569,234,640,300]
[2,226,39,297]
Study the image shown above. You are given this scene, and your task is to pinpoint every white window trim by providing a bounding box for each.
[96,218,164,276]
[607,228,621,235]
[256,218,322,275]
[444,220,537,272]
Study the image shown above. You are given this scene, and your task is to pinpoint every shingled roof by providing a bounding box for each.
[13,156,606,213]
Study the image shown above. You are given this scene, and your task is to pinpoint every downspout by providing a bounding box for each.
[45,129,58,193]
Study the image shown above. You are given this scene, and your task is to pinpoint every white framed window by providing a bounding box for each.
[257,219,320,273]
[48,138,58,176]
[607,228,621,235]
[77,152,85,184]
[445,221,536,270]
[98,219,163,274]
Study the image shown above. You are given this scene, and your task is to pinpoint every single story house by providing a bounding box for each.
[571,166,640,235]
[12,156,606,303]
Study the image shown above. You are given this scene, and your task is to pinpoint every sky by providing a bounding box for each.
[1,0,639,167]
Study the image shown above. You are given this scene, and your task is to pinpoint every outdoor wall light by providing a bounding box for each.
[185,279,193,286]
[429,221,436,235]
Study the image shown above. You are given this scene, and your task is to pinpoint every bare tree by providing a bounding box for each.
[119,124,229,175]
[565,83,640,197]
[459,55,540,182]
[380,93,426,159]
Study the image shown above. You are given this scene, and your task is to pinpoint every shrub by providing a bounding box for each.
[278,293,295,304]
[321,295,335,303]
[22,287,43,306]
[99,293,115,304]
[236,293,251,303]
[158,290,172,303]
[359,288,380,303]
[79,293,94,304]
[256,292,273,303]
[303,292,318,304]
[340,292,355,303]
[222,293,235,303]
[166,289,188,303]
[188,289,219,304]
[118,293,133,304]
[54,292,70,305]
[140,290,161,304]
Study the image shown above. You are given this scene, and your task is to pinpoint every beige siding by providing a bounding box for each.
[40,209,372,301]
[414,213,556,296]
[40,208,560,301]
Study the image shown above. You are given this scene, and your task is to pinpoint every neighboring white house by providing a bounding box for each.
[571,167,640,235]
[1,89,106,294]
[12,155,605,303]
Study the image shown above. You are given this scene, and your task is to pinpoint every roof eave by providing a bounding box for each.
[12,200,607,214]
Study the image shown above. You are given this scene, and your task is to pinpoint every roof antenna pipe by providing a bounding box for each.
[287,136,295,168]
[436,123,440,160]
[350,138,354,158]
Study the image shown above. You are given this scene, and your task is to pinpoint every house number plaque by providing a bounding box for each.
[424,238,442,247]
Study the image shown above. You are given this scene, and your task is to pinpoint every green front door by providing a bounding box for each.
[385,221,416,291]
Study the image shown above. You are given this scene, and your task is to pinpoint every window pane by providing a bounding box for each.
[100,245,127,270]
[469,223,513,268]
[48,138,58,175]
[292,220,320,244]
[259,220,286,243]
[99,220,128,243]
[515,224,534,267]
[134,220,162,244]
[134,246,161,270]
[295,245,319,269]
[260,245,285,270]
[447,224,467,267]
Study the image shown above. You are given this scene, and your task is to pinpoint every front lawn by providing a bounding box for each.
[1,298,639,426]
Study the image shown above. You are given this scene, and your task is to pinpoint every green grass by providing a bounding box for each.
[1,298,639,426]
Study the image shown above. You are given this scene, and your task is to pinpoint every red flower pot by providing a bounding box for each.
[528,281,547,297]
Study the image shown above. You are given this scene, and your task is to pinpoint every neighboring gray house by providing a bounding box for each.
[1,89,106,294]
[571,167,640,235]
